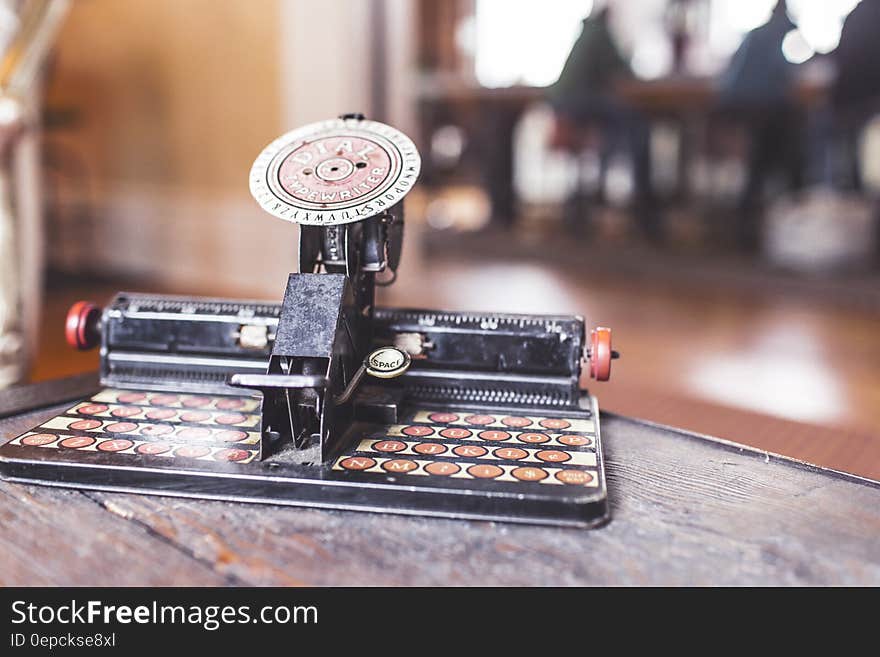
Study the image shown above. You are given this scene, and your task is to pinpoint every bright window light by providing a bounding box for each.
[707,0,862,68]
[474,0,593,88]
[788,0,861,54]
[781,28,814,64]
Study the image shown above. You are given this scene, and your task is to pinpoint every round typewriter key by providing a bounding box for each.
[477,430,511,442]
[214,448,250,462]
[105,422,137,434]
[512,466,549,482]
[22,433,58,446]
[178,427,212,440]
[175,445,211,459]
[493,447,528,461]
[69,419,102,431]
[428,412,459,424]
[373,440,406,453]
[182,396,212,408]
[339,456,376,471]
[180,411,211,423]
[558,434,592,447]
[365,347,411,379]
[140,424,174,437]
[97,439,134,452]
[464,414,495,426]
[402,425,434,437]
[150,394,179,406]
[77,404,108,415]
[215,413,247,426]
[555,469,594,485]
[217,430,248,443]
[117,392,147,404]
[518,432,551,444]
[216,398,246,410]
[539,418,571,430]
[136,442,171,456]
[146,408,177,420]
[439,427,472,440]
[425,461,461,476]
[467,464,504,479]
[381,459,419,473]
[414,442,447,455]
[536,449,571,463]
[111,406,141,418]
[453,445,487,458]
[60,436,96,449]
[501,416,532,428]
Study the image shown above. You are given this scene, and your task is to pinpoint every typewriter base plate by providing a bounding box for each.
[0,389,608,528]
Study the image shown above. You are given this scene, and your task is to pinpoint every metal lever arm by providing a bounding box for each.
[334,346,411,405]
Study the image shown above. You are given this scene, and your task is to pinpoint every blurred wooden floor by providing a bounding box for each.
[31,234,880,480]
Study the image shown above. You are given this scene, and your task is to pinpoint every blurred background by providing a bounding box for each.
[1,0,878,476]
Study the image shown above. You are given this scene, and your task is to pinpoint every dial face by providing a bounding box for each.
[250,118,421,226]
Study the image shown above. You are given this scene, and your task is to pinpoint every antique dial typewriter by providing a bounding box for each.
[0,115,617,528]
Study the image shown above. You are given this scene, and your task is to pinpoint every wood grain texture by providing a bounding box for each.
[1,389,878,586]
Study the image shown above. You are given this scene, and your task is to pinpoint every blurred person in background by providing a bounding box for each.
[547,3,658,241]
[830,0,880,192]
[716,0,804,250]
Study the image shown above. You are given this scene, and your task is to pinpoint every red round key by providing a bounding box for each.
[539,418,571,430]
[428,412,459,423]
[215,413,247,426]
[182,396,212,408]
[137,442,172,455]
[22,433,58,446]
[217,430,248,443]
[110,406,141,418]
[150,394,179,406]
[69,419,102,431]
[477,430,511,442]
[439,427,472,440]
[105,422,137,434]
[425,462,461,476]
[117,392,147,404]
[77,404,107,416]
[589,327,613,381]
[175,445,211,459]
[402,425,433,437]
[60,436,96,449]
[140,424,174,436]
[180,411,211,423]
[214,448,250,462]
[339,457,376,471]
[373,440,406,453]
[65,301,101,350]
[97,439,134,452]
[146,408,177,420]
[178,427,212,440]
[216,398,246,410]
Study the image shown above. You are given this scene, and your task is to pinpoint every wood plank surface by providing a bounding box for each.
[1,387,878,586]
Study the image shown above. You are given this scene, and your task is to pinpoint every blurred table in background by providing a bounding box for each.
[416,74,829,225]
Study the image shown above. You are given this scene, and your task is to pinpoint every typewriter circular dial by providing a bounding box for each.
[250,117,420,226]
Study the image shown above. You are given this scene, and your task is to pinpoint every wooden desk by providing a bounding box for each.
[1,376,877,585]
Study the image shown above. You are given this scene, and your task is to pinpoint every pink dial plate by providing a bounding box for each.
[250,118,421,226]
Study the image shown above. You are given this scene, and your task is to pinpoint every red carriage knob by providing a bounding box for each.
[65,301,101,350]
[588,326,614,381]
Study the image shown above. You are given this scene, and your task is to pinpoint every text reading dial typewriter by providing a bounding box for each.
[0,115,617,527]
